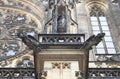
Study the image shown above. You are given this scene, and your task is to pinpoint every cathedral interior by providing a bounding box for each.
[0,0,120,79]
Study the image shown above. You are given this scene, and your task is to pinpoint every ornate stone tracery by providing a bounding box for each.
[16,58,34,68]
[88,4,105,16]
[0,41,20,55]
[0,0,45,67]
[0,0,44,19]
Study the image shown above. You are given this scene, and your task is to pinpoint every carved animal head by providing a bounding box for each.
[97,33,105,38]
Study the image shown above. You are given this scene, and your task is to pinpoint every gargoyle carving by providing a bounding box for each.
[17,32,40,50]
[80,33,105,50]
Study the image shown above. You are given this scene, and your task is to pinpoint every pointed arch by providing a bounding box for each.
[87,3,117,54]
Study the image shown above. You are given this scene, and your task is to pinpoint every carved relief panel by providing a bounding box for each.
[43,61,80,79]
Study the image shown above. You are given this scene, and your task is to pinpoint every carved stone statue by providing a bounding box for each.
[57,1,66,33]
[17,32,40,50]
[57,14,66,32]
[80,33,105,50]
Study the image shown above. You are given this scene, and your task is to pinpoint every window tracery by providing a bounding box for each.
[0,0,45,67]
[0,42,21,59]
[0,9,38,28]
[17,58,33,68]
[89,4,116,54]
[0,9,38,61]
